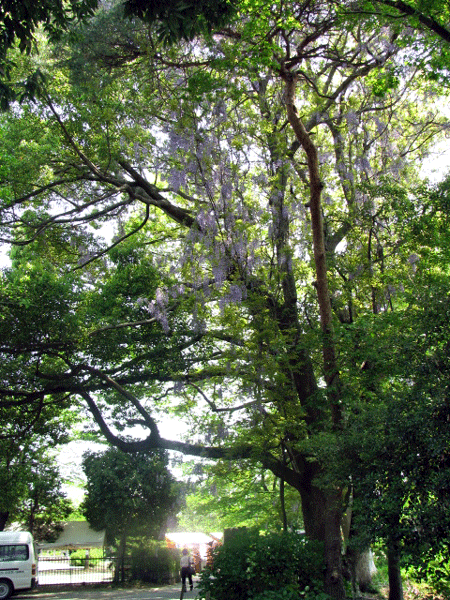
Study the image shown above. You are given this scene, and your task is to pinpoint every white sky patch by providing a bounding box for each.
[58,417,189,504]
[420,138,450,183]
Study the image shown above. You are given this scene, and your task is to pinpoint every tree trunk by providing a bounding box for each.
[356,549,377,592]
[281,66,346,600]
[301,483,326,541]
[115,529,128,583]
[280,476,288,532]
[299,477,346,599]
[324,492,346,599]
[0,512,8,531]
[387,542,403,600]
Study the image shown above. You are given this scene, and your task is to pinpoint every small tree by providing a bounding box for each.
[81,446,178,578]
[15,454,73,542]
[0,403,76,533]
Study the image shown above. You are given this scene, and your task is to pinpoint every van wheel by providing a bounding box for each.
[0,580,13,600]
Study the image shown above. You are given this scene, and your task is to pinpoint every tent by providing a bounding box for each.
[38,521,106,551]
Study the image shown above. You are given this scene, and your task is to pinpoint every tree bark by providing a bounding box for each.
[115,529,128,584]
[324,492,346,599]
[281,69,346,599]
[283,71,342,427]
[280,476,288,533]
[387,542,404,600]
[0,512,8,531]
[356,549,377,592]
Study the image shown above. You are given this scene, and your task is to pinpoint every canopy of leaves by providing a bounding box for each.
[178,460,303,532]
[123,0,238,44]
[14,455,73,542]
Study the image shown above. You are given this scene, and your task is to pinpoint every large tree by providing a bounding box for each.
[0,1,449,597]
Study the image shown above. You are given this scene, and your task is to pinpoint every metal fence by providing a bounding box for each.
[38,555,116,585]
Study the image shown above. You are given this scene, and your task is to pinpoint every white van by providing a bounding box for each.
[0,531,38,599]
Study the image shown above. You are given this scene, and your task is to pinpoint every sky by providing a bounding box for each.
[59,419,189,505]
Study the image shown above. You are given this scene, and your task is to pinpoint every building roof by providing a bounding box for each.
[38,521,105,550]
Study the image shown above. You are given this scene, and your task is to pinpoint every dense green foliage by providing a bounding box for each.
[406,549,450,598]
[69,546,103,566]
[0,400,76,533]
[198,529,326,600]
[123,0,237,44]
[14,454,73,541]
[178,461,302,533]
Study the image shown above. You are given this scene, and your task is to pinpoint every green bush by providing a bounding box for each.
[198,529,328,600]
[405,546,450,598]
[69,547,104,567]
[130,540,180,584]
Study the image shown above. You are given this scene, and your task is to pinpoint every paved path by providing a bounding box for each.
[16,581,201,600]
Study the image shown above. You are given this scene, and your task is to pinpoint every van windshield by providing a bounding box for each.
[0,545,30,561]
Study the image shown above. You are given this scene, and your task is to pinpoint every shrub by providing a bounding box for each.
[130,540,180,584]
[405,546,450,598]
[198,529,327,600]
[69,547,104,567]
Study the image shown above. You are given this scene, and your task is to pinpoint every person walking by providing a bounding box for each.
[180,548,193,592]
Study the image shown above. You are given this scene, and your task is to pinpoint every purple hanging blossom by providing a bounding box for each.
[136,296,151,310]
[232,239,248,263]
[346,111,359,132]
[387,285,397,296]
[372,117,386,135]
[191,306,207,333]
[168,283,186,297]
[212,261,228,287]
[202,280,212,298]
[389,159,405,177]
[167,169,187,192]
[197,210,217,232]
[221,181,233,200]
[212,101,228,124]
[355,156,371,172]
[167,130,194,153]
[147,287,170,333]
[252,172,268,187]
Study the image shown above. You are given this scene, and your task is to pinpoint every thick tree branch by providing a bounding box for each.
[78,386,306,490]
[118,160,196,227]
[282,70,343,428]
[375,0,450,43]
